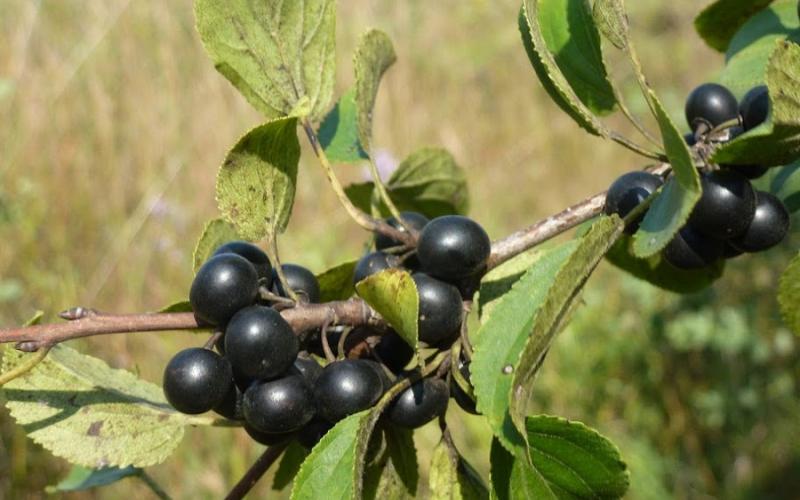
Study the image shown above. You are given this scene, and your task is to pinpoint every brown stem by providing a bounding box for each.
[224,441,290,500]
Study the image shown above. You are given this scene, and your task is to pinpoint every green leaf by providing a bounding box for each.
[345,182,376,214]
[719,0,800,97]
[632,93,701,258]
[769,159,800,212]
[273,442,309,491]
[47,465,140,493]
[355,269,419,352]
[1,344,204,468]
[715,39,800,167]
[525,415,629,499]
[158,300,194,313]
[317,260,358,302]
[194,0,336,120]
[478,248,546,322]
[354,30,397,153]
[385,427,419,496]
[490,438,551,500]
[509,217,625,437]
[378,147,469,218]
[606,234,725,293]
[429,438,489,500]
[473,217,623,452]
[216,117,300,242]
[528,0,617,116]
[592,0,629,50]
[779,251,800,335]
[319,89,369,163]
[292,382,411,499]
[694,0,775,52]
[192,217,241,274]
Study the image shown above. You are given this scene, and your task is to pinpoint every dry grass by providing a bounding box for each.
[0,0,723,497]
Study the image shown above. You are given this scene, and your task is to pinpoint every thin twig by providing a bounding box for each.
[224,441,290,500]
[0,346,51,386]
[138,471,172,500]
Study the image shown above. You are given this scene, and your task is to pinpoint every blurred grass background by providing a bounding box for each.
[0,0,798,498]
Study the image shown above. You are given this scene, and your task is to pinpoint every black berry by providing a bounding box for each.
[225,305,298,380]
[362,359,394,393]
[214,382,244,420]
[451,359,478,415]
[243,375,316,434]
[417,215,491,282]
[163,348,233,415]
[730,191,790,253]
[353,251,397,285]
[190,254,259,326]
[213,241,273,284]
[604,172,664,233]
[739,85,769,131]
[375,212,430,250]
[688,170,756,239]
[413,273,463,346]
[244,423,294,446]
[388,377,449,428]
[293,355,323,385]
[314,360,384,422]
[663,226,724,270]
[373,330,414,373]
[685,83,739,132]
[272,264,320,303]
[721,163,768,180]
[297,418,333,449]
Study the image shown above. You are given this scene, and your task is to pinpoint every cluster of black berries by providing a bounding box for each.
[161,212,490,449]
[605,82,790,270]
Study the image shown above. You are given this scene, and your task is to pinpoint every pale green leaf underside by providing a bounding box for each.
[510,216,625,437]
[319,88,369,163]
[354,29,397,153]
[317,260,358,302]
[194,0,336,120]
[1,344,196,468]
[192,217,241,274]
[632,92,700,258]
[779,251,800,336]
[694,0,775,53]
[355,269,419,352]
[715,36,800,167]
[216,117,300,241]
[472,240,580,452]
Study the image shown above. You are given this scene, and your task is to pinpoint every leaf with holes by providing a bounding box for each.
[0,344,211,468]
[319,89,369,164]
[355,269,419,352]
[632,92,700,258]
[216,117,300,242]
[46,465,140,493]
[715,39,800,166]
[695,0,776,52]
[718,0,800,97]
[354,30,396,153]
[317,260,358,302]
[192,218,241,274]
[194,0,336,120]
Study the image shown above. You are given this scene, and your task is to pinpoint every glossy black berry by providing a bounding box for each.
[375,211,430,250]
[373,330,414,373]
[685,83,739,132]
[663,226,724,270]
[721,163,768,180]
[244,423,294,446]
[297,418,333,449]
[417,216,491,282]
[730,191,790,253]
[314,360,384,422]
[225,305,299,380]
[163,348,233,415]
[413,273,463,346]
[362,359,394,393]
[688,170,756,239]
[353,251,397,285]
[272,263,320,303]
[243,375,316,434]
[739,85,769,131]
[190,254,259,326]
[213,241,273,285]
[293,355,323,385]
[214,382,244,420]
[604,172,664,234]
[388,377,449,428]
[451,359,478,415]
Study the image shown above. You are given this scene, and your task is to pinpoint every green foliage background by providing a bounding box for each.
[0,0,797,498]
